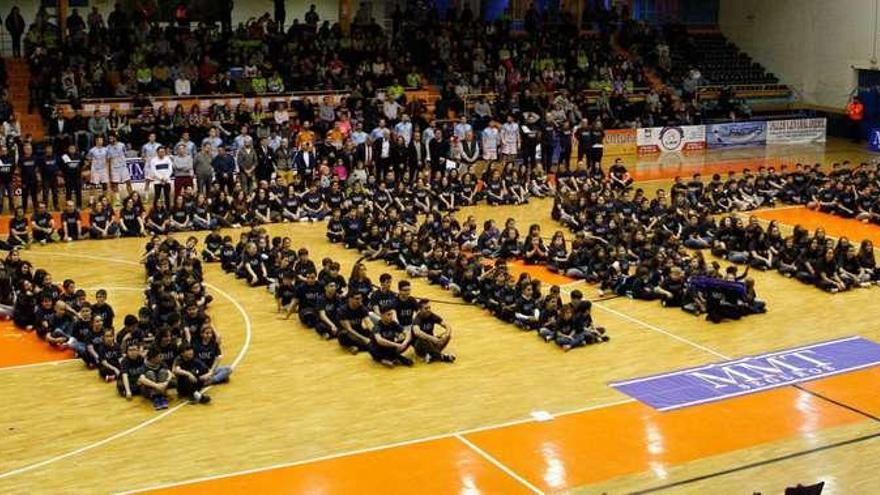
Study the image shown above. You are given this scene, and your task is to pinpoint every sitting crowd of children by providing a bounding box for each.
[803,161,880,223]
[7,235,232,410]
[202,226,456,367]
[325,197,611,350]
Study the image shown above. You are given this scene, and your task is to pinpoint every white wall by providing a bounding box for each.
[719,0,877,108]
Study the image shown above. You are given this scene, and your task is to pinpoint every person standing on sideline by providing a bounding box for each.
[145,146,173,207]
[193,143,214,195]
[274,0,286,31]
[172,144,194,198]
[847,96,865,143]
[5,7,25,58]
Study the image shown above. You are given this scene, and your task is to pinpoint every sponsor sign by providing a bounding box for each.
[604,128,637,155]
[766,118,827,144]
[636,125,706,154]
[127,157,145,182]
[706,121,767,148]
[611,336,880,411]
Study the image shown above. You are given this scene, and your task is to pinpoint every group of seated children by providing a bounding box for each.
[202,225,455,367]
[9,235,232,410]
[713,217,878,293]
[2,158,559,249]
[325,193,611,349]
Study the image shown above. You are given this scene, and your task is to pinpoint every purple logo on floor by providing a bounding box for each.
[611,336,880,411]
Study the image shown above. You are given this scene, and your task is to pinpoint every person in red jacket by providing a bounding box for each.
[847,96,865,142]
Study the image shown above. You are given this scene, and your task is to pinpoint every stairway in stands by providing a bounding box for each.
[5,58,44,141]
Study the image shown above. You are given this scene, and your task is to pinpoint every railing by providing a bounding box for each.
[697,83,794,100]
[55,86,432,115]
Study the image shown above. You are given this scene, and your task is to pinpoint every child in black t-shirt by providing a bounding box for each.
[369,306,413,367]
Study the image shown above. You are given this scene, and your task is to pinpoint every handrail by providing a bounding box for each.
[61,89,353,107]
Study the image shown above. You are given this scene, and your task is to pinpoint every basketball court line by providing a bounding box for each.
[118,396,638,495]
[0,358,78,372]
[14,219,880,492]
[453,434,545,494]
[0,253,253,482]
[121,246,880,494]
[632,430,880,494]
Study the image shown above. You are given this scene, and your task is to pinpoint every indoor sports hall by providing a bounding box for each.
[1,1,879,494]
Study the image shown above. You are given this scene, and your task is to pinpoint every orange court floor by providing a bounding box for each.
[3,138,880,494]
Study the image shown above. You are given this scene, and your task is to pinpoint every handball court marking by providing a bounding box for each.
[0,252,253,482]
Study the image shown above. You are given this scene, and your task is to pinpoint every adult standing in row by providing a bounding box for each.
[5,7,25,58]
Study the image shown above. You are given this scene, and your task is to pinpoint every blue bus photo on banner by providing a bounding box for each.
[707,121,767,149]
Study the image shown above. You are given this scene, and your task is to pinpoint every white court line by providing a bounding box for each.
[0,359,78,372]
[0,253,253,481]
[118,397,637,495]
[454,434,545,494]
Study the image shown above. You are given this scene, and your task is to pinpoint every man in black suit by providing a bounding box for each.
[372,130,392,178]
[49,107,71,148]
[255,136,275,182]
[293,141,317,178]
[355,136,374,170]
[428,129,449,176]
[406,130,427,180]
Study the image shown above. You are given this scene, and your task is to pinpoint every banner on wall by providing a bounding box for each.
[127,158,145,183]
[706,121,767,149]
[766,118,827,144]
[636,125,706,154]
[603,128,637,155]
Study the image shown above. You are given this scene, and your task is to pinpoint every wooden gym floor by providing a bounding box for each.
[1,138,879,494]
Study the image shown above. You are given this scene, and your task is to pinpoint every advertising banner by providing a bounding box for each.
[766,118,827,144]
[706,121,767,148]
[612,336,880,411]
[636,125,706,154]
[603,128,637,155]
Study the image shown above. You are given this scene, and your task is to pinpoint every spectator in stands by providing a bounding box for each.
[5,7,25,58]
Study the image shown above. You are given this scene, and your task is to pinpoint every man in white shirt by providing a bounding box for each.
[174,76,191,96]
[145,146,173,206]
[393,114,413,145]
[140,132,162,162]
[201,127,223,157]
[350,121,368,146]
[176,131,196,157]
[453,116,472,141]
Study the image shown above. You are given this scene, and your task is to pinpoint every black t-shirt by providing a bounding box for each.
[373,319,405,343]
[174,355,210,377]
[61,210,80,232]
[413,311,443,336]
[303,191,323,209]
[276,281,297,305]
[193,338,221,367]
[32,211,52,229]
[369,289,397,312]
[295,282,323,309]
[97,341,122,366]
[120,356,146,381]
[338,303,369,335]
[395,296,418,326]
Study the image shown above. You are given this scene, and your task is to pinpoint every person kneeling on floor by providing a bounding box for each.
[369,306,413,367]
